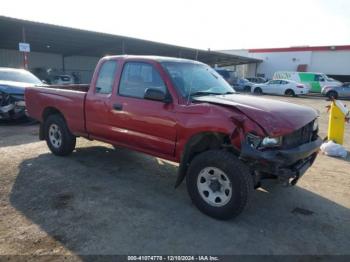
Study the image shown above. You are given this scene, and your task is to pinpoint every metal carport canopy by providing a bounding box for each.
[0,16,261,66]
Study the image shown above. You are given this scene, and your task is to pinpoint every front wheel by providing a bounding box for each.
[186,150,253,220]
[253,87,263,95]
[327,91,338,99]
[44,114,76,156]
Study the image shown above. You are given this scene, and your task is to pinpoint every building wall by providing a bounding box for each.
[64,56,99,83]
[0,49,23,68]
[220,48,350,80]
[0,49,99,83]
[310,51,350,75]
[0,48,62,69]
[220,50,255,78]
[250,51,312,79]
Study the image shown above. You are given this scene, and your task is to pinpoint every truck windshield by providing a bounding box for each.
[161,62,235,97]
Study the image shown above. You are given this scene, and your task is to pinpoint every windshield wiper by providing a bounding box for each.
[190,91,232,97]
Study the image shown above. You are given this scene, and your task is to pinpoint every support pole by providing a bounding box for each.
[22,26,28,69]
[62,56,65,73]
[122,40,126,54]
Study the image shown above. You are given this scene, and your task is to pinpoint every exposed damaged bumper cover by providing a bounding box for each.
[0,92,26,120]
[240,137,323,180]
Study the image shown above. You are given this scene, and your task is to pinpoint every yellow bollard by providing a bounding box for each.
[327,100,349,145]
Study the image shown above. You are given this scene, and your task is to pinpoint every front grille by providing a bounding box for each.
[282,121,315,149]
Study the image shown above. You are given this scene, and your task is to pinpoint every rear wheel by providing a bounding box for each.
[326,90,338,99]
[285,89,295,96]
[44,114,76,156]
[253,87,263,95]
[186,150,253,220]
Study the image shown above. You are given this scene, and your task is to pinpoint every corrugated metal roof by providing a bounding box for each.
[0,16,261,66]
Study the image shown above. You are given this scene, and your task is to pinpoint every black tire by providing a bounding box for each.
[44,114,76,156]
[326,90,338,99]
[186,150,253,220]
[253,87,263,95]
[244,86,251,92]
[285,89,295,96]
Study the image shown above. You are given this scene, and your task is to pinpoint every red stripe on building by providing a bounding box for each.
[248,45,350,53]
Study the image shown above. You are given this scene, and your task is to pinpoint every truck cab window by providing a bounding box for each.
[95,60,118,94]
[119,62,166,98]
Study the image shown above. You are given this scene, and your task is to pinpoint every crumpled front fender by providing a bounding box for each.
[0,92,26,120]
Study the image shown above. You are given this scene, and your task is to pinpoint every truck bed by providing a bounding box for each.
[45,84,90,92]
[25,85,89,137]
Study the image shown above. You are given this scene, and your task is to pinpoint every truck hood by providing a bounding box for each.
[194,94,318,136]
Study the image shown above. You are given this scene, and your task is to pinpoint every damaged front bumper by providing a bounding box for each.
[240,137,323,184]
[0,92,26,120]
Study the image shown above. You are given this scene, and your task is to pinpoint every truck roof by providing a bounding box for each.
[103,55,204,64]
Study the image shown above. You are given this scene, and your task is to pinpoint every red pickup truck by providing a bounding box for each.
[25,55,322,219]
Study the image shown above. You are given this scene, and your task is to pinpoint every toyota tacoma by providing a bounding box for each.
[25,55,322,219]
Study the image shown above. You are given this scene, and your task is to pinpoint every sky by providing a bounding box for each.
[1,0,350,50]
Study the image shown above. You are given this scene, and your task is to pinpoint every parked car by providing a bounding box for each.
[0,67,43,120]
[25,55,321,220]
[234,78,255,92]
[321,83,350,99]
[251,79,309,96]
[273,71,341,93]
[214,68,236,86]
[246,77,267,84]
[52,74,74,85]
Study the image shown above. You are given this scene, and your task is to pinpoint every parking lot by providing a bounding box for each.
[0,94,349,257]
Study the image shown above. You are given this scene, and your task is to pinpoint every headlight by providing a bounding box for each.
[313,118,319,131]
[261,136,282,147]
[246,133,262,148]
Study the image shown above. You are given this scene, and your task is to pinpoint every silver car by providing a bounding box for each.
[322,83,350,99]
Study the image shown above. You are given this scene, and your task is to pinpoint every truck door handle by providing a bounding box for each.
[113,103,123,111]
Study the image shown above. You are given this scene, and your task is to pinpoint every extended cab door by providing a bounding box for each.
[85,59,120,139]
[107,60,177,157]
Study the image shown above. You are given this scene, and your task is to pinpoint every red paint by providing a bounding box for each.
[248,45,350,53]
[25,56,318,163]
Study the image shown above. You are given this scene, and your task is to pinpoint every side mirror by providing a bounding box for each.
[144,88,171,103]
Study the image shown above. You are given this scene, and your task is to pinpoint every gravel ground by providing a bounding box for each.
[0,95,349,258]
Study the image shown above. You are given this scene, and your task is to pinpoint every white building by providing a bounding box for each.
[221,45,350,82]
